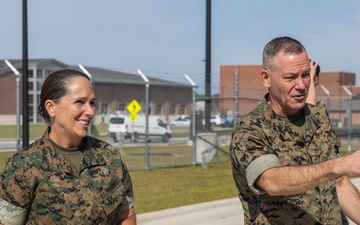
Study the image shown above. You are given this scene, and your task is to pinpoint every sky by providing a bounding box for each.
[1,0,360,94]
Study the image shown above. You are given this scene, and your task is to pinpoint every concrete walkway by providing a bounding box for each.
[138,178,360,225]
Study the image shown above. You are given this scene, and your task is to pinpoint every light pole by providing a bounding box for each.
[343,86,352,152]
[137,69,150,170]
[22,0,29,148]
[185,74,197,165]
[79,64,93,136]
[204,0,211,131]
[5,60,21,151]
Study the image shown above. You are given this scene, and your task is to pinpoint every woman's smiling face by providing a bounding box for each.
[47,76,96,147]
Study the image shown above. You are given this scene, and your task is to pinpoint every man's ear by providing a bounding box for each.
[45,100,56,118]
[262,70,270,88]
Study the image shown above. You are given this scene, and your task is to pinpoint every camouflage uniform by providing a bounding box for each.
[0,129,135,224]
[229,94,342,224]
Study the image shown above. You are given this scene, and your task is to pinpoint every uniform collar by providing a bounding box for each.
[261,94,321,141]
[40,127,107,176]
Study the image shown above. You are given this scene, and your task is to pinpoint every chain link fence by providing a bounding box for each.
[1,85,360,170]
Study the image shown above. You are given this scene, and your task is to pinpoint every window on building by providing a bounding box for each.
[29,105,33,121]
[28,96,33,104]
[179,105,185,115]
[45,70,52,78]
[28,81,33,91]
[170,104,176,115]
[156,105,162,115]
[37,81,42,91]
[118,103,125,112]
[37,69,43,79]
[36,94,40,105]
[102,103,108,114]
[28,69,34,78]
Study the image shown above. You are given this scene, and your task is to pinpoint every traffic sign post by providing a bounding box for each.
[127,99,142,116]
[127,100,142,143]
[129,114,138,121]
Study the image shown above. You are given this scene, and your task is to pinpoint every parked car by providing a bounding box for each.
[222,117,234,127]
[330,118,340,127]
[202,114,225,127]
[211,115,225,126]
[222,115,243,127]
[169,115,191,128]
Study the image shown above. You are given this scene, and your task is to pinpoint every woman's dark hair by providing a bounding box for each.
[37,69,91,124]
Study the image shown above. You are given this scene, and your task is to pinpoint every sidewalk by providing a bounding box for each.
[137,197,243,225]
[137,178,360,225]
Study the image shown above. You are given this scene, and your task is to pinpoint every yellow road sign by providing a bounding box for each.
[127,99,142,115]
[129,114,138,121]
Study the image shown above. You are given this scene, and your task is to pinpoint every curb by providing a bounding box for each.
[137,197,239,223]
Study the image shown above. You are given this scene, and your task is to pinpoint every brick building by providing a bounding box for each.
[0,59,192,124]
[220,65,360,126]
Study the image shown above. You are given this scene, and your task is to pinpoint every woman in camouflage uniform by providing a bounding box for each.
[0,69,136,224]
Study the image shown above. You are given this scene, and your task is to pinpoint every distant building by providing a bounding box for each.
[0,59,192,124]
[220,64,360,126]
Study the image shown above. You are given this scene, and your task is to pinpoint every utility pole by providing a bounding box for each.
[22,0,29,147]
[204,0,211,131]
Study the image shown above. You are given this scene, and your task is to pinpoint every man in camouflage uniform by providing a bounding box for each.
[229,36,360,224]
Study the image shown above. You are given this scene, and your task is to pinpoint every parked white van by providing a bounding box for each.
[108,114,131,142]
[128,115,172,142]
[108,114,171,143]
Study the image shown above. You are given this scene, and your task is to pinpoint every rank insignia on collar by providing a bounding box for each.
[100,169,109,177]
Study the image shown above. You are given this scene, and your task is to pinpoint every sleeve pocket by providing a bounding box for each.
[101,187,129,217]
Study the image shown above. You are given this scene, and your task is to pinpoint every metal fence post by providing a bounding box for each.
[138,69,150,170]
[5,60,21,151]
[343,86,352,152]
[185,74,197,166]
[79,64,93,136]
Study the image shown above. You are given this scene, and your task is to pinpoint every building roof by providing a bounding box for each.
[69,65,190,87]
[0,58,191,88]
[0,58,68,74]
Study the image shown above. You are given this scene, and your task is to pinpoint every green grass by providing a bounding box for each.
[120,145,193,170]
[131,161,237,213]
[0,124,48,139]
